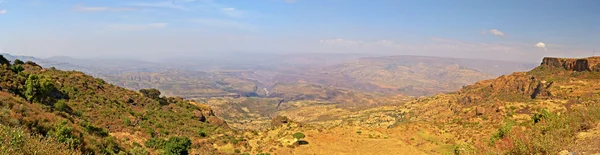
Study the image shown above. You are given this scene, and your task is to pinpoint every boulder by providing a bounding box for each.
[476,107,485,116]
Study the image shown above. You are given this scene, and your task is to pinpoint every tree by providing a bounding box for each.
[292,132,305,141]
[13,59,24,65]
[25,74,40,103]
[24,74,56,103]
[0,55,9,66]
[10,65,24,73]
[139,88,161,100]
[163,136,192,155]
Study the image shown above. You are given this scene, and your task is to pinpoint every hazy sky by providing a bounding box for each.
[0,0,598,62]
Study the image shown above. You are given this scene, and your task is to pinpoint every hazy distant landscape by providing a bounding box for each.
[1,0,599,154]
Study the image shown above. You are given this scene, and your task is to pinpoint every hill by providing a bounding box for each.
[0,55,248,154]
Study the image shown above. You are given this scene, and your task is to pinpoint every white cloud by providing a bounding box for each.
[535,42,546,48]
[131,1,189,11]
[489,29,504,36]
[73,5,135,12]
[535,42,547,51]
[0,10,7,14]
[189,19,254,31]
[482,29,505,37]
[107,23,169,31]
[221,7,243,17]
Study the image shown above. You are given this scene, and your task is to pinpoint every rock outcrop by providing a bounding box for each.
[541,57,600,72]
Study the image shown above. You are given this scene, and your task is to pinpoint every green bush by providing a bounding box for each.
[129,147,150,155]
[489,120,514,145]
[81,121,109,137]
[139,88,161,100]
[12,59,24,65]
[293,132,305,140]
[124,119,132,126]
[198,129,208,137]
[144,138,166,149]
[49,123,81,148]
[163,136,192,155]
[10,65,24,73]
[144,136,191,155]
[54,100,69,112]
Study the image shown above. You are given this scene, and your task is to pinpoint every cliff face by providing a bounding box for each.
[541,57,600,72]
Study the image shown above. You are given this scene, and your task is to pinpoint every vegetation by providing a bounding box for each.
[0,55,239,154]
[0,55,9,66]
[12,59,24,65]
[292,132,305,140]
[144,137,192,155]
[489,120,514,145]
[0,124,81,155]
[2,55,600,154]
[507,106,600,154]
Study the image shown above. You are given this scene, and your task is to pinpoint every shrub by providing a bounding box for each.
[49,123,81,148]
[12,59,24,65]
[144,136,191,155]
[531,109,551,124]
[292,132,305,140]
[144,138,166,149]
[198,129,207,137]
[129,147,150,155]
[123,118,132,126]
[10,65,24,73]
[54,100,69,112]
[139,88,161,100]
[489,120,514,145]
[81,121,109,137]
[163,137,192,155]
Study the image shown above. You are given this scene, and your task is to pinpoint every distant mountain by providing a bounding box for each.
[1,53,84,71]
[1,53,536,99]
[269,55,537,96]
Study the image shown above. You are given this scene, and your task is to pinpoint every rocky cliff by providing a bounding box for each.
[541,57,600,72]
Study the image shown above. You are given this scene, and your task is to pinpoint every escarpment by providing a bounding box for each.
[541,57,600,72]
[454,57,600,105]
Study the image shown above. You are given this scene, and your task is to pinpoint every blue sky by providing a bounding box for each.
[0,0,598,62]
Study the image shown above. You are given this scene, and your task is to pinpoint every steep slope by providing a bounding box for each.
[0,55,247,154]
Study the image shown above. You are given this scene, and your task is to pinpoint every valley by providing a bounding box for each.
[3,54,599,154]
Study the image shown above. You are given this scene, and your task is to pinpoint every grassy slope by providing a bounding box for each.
[0,59,247,154]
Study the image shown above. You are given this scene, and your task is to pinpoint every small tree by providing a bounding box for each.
[163,137,191,155]
[13,59,24,65]
[10,65,24,73]
[24,74,56,104]
[139,88,161,100]
[25,74,40,103]
[292,132,305,141]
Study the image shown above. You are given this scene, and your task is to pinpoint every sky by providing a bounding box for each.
[0,0,598,62]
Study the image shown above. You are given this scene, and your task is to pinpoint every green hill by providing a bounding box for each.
[0,55,246,154]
